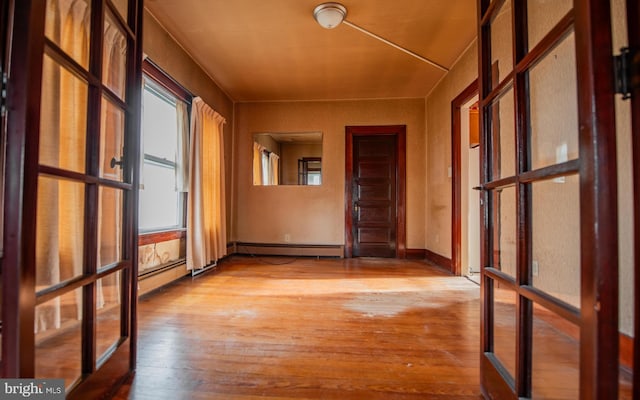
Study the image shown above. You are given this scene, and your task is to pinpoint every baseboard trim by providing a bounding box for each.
[227,242,237,255]
[233,242,344,258]
[425,249,452,271]
[405,249,426,259]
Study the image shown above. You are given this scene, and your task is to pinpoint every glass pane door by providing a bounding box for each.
[36,0,140,394]
[1,1,142,397]
[478,0,621,397]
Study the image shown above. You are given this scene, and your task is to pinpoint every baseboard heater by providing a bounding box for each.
[138,259,186,280]
[233,242,344,258]
[191,261,217,276]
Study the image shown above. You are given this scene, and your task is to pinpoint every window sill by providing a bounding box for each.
[138,229,186,246]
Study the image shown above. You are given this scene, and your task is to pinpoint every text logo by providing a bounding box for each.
[0,380,64,400]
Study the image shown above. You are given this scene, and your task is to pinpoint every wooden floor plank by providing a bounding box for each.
[115,256,482,399]
[112,256,633,399]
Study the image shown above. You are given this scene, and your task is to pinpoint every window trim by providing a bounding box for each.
[140,59,192,234]
[142,58,192,103]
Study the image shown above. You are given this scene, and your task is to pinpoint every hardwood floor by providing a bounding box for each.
[115,256,482,399]
[112,256,633,399]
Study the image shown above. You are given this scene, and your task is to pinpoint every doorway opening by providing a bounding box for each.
[451,80,478,277]
[461,96,480,284]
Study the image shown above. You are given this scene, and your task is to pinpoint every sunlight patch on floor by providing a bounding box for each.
[343,289,477,317]
[222,276,479,297]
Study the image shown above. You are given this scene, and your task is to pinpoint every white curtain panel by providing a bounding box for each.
[186,97,227,270]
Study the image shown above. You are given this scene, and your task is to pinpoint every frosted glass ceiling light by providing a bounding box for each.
[313,3,347,29]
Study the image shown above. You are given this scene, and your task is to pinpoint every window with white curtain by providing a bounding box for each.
[139,78,187,231]
[261,150,270,185]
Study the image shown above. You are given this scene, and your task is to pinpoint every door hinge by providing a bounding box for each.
[0,68,7,117]
[614,47,639,100]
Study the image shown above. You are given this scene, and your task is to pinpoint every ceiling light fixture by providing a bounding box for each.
[313,2,347,29]
[312,2,449,73]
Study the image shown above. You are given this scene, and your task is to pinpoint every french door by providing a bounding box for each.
[478,0,627,398]
[1,1,143,398]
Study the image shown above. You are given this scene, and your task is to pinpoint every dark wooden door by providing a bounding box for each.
[478,0,621,398]
[352,135,397,257]
[1,1,143,398]
[345,126,406,258]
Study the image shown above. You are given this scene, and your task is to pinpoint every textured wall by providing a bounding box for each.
[143,10,235,238]
[611,0,634,336]
[234,99,425,248]
[425,41,478,258]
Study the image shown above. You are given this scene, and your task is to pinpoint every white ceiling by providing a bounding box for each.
[144,0,478,102]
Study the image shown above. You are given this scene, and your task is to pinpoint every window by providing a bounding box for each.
[139,73,189,232]
[261,150,270,185]
[298,157,322,185]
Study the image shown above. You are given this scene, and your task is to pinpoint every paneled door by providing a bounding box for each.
[345,126,406,258]
[478,0,622,398]
[2,1,143,398]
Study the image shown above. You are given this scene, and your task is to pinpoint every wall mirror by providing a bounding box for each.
[253,132,322,186]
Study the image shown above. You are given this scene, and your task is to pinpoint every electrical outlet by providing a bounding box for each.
[532,260,539,276]
[284,233,291,243]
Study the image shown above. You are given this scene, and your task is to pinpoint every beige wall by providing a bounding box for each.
[234,99,425,247]
[143,10,235,238]
[425,41,478,257]
[612,0,634,336]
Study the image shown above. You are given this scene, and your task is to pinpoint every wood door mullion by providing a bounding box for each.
[2,0,47,377]
[81,0,107,375]
[478,0,492,366]
[513,0,532,396]
[574,0,619,397]
[490,61,501,271]
[124,0,144,355]
[624,0,640,396]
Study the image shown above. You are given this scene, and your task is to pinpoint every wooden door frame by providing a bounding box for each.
[452,80,478,276]
[626,0,640,395]
[574,1,620,396]
[2,0,46,377]
[345,125,406,259]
